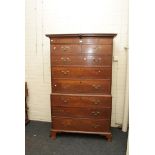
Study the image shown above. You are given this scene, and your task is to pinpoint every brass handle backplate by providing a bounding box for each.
[91,111,100,116]
[61,46,70,51]
[93,58,102,63]
[93,124,100,128]
[92,99,101,105]
[92,84,101,89]
[61,70,70,75]
[61,57,71,63]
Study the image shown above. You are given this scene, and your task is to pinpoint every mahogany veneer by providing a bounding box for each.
[46,33,116,141]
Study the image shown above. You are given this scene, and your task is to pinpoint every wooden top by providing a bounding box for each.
[46,33,117,38]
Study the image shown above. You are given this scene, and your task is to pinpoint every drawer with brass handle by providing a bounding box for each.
[52,66,111,79]
[50,38,80,44]
[82,45,112,55]
[51,94,112,108]
[52,107,111,119]
[81,37,113,45]
[52,117,111,132]
[51,55,111,66]
[51,44,81,55]
[52,79,111,94]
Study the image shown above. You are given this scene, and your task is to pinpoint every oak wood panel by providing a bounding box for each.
[51,55,112,66]
[52,79,111,94]
[52,107,111,119]
[52,117,110,132]
[52,66,112,79]
[51,44,81,55]
[51,94,112,108]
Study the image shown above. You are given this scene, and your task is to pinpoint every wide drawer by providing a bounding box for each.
[51,94,112,108]
[52,66,112,79]
[81,45,112,55]
[52,107,111,119]
[52,117,110,132]
[51,55,112,66]
[51,44,81,55]
[52,79,111,94]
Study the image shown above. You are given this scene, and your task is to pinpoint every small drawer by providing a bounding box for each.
[51,94,112,108]
[52,107,111,119]
[81,37,113,44]
[52,67,111,79]
[50,38,80,44]
[52,79,111,94]
[52,117,110,132]
[51,55,112,66]
[82,45,112,55]
[51,44,81,55]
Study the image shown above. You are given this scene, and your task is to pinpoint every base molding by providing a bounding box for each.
[50,129,112,142]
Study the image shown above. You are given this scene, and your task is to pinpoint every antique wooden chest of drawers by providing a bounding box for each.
[46,33,116,141]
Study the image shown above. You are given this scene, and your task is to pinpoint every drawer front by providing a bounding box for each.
[52,107,111,119]
[51,94,112,108]
[81,37,113,44]
[82,45,112,55]
[52,117,110,132]
[51,38,80,44]
[52,79,111,94]
[52,67,112,79]
[51,44,81,55]
[51,55,111,66]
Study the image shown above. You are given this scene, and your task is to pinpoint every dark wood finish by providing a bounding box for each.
[51,94,112,108]
[52,107,111,119]
[25,82,30,125]
[52,66,112,79]
[81,37,113,44]
[51,55,112,66]
[51,44,81,55]
[46,33,117,38]
[81,45,112,55]
[46,33,116,141]
[51,131,57,140]
[52,117,110,132]
[52,79,111,94]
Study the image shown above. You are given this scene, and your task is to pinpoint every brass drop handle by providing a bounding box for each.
[61,57,71,62]
[61,97,69,103]
[53,84,57,87]
[93,99,101,105]
[91,111,100,116]
[61,46,70,51]
[61,70,70,75]
[93,58,102,63]
[63,100,68,103]
[93,46,98,50]
[93,124,100,128]
[92,84,101,89]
